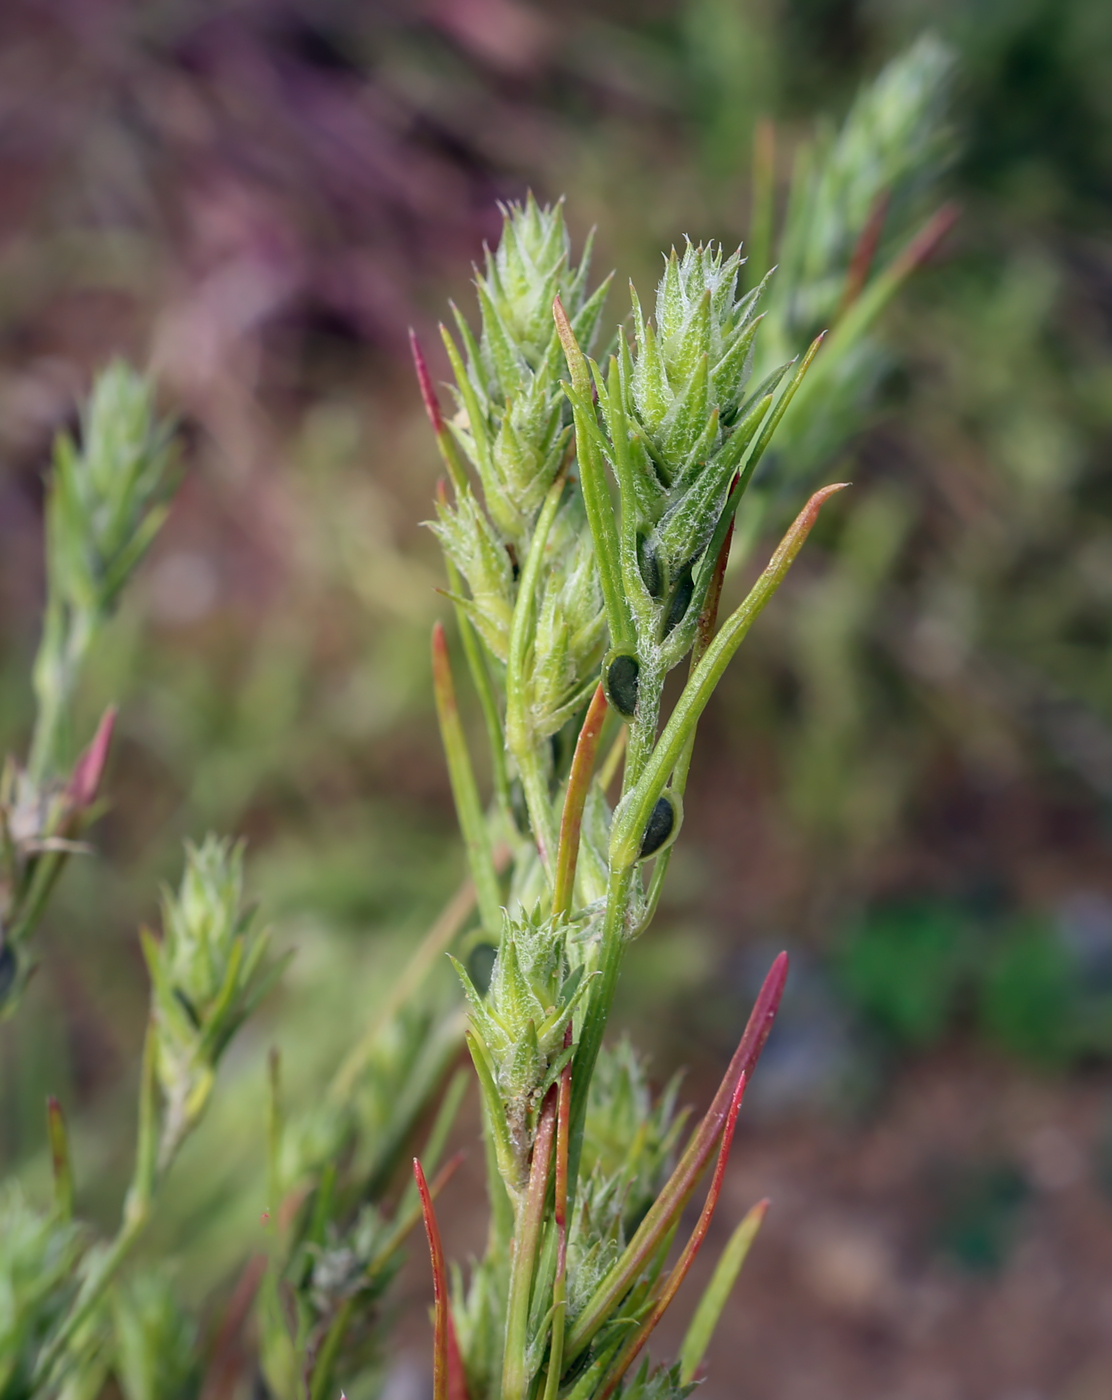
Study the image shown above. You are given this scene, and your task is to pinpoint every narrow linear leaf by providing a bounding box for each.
[596,1072,749,1400]
[431,622,503,937]
[566,952,788,1361]
[554,295,635,654]
[678,1199,768,1383]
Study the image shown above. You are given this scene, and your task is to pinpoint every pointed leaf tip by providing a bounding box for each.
[411,328,444,435]
[897,202,960,276]
[67,705,117,809]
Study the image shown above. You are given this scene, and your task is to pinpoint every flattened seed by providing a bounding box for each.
[606,653,640,718]
[663,568,695,637]
[0,943,15,1006]
[639,795,676,858]
[638,537,663,599]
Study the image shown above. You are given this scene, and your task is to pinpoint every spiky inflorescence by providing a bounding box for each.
[771,33,954,344]
[143,836,280,1165]
[453,909,594,1183]
[444,195,610,548]
[595,241,791,663]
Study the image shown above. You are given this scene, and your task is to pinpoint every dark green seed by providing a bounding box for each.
[173,987,201,1030]
[606,653,640,718]
[662,567,695,637]
[467,942,498,997]
[0,943,16,1007]
[638,536,663,599]
[639,796,676,859]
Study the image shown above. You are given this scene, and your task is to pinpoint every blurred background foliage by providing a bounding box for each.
[3,0,1112,1391]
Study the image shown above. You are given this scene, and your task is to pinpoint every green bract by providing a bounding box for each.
[31,363,176,784]
[443,195,610,547]
[142,836,282,1166]
[454,909,592,1190]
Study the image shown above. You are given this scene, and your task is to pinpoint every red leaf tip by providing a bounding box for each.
[67,706,117,809]
[410,328,444,435]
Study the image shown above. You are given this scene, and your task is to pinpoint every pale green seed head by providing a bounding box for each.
[159,836,252,1013]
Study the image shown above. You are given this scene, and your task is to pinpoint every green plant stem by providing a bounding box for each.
[622,657,664,793]
[505,474,567,870]
[564,654,669,1192]
[35,1022,160,1387]
[502,1086,557,1400]
[611,484,848,872]
[28,604,94,783]
[640,520,735,927]
[7,849,69,953]
[309,1298,354,1400]
[432,621,504,937]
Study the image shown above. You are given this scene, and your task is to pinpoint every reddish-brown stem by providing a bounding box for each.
[565,952,788,1361]
[889,202,960,280]
[502,1086,558,1400]
[200,1254,268,1400]
[838,190,891,317]
[552,684,609,919]
[596,1072,749,1400]
[415,1158,468,1400]
[694,514,735,670]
